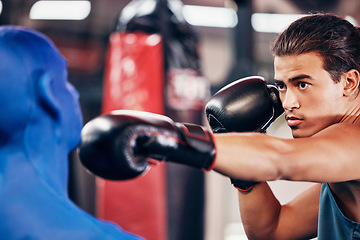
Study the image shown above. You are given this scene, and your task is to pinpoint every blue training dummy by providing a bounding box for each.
[0,26,143,240]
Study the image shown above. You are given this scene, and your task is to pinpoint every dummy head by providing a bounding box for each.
[0,26,82,150]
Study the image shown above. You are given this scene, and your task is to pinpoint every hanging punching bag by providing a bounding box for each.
[159,1,210,240]
[101,1,166,240]
[100,0,210,239]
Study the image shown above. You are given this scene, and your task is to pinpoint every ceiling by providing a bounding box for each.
[6,0,360,37]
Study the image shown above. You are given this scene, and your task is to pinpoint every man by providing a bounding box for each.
[0,26,142,239]
[78,13,360,239]
[214,13,360,239]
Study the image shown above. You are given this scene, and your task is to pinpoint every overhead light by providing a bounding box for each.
[30,1,91,20]
[0,1,2,15]
[251,13,308,33]
[183,5,238,28]
[345,15,358,26]
[251,13,359,33]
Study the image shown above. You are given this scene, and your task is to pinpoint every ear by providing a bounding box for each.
[343,69,360,97]
[37,72,61,121]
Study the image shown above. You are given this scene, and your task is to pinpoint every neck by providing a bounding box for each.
[340,101,360,125]
[0,138,70,196]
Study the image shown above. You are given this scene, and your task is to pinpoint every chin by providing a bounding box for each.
[292,133,307,139]
[291,127,320,138]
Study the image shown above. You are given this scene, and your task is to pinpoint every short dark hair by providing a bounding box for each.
[272,13,360,83]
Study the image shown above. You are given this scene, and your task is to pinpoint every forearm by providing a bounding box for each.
[213,133,289,181]
[238,182,282,240]
[240,183,320,240]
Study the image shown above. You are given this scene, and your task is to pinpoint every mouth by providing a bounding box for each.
[286,115,303,127]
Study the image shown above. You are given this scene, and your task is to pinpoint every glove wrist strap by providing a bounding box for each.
[230,178,257,192]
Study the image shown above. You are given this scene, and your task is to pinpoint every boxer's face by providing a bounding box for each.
[274,52,345,138]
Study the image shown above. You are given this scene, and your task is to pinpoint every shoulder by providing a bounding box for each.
[313,122,360,139]
[280,123,360,182]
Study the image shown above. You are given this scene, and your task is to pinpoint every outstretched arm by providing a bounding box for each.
[213,123,360,183]
[212,123,360,239]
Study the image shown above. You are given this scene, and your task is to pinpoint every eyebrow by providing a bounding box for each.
[274,74,313,83]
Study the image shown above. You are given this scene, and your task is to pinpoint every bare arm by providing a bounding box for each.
[213,123,360,183]
[238,182,320,240]
[212,123,360,239]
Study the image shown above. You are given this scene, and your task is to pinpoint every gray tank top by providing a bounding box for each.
[318,183,360,239]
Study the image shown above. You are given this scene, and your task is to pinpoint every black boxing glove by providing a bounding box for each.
[205,76,284,192]
[206,76,283,133]
[78,110,216,180]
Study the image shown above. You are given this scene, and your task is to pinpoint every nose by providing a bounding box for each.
[281,89,300,111]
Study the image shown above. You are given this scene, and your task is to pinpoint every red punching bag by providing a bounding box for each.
[100,2,166,240]
[100,0,210,239]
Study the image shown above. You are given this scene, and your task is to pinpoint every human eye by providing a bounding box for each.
[274,81,286,91]
[297,81,309,90]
